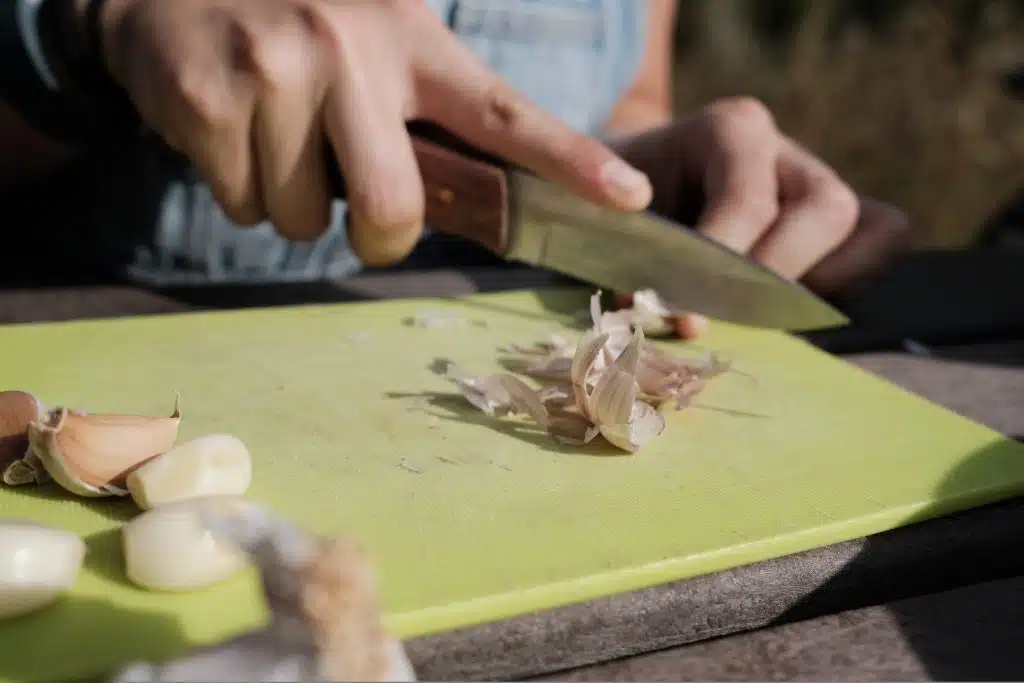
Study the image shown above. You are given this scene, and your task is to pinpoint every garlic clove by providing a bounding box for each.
[599,401,667,453]
[126,434,252,511]
[0,521,85,620]
[29,396,182,498]
[122,496,251,592]
[0,391,46,484]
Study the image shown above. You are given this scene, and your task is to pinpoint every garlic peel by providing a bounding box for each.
[0,390,46,484]
[111,502,416,682]
[0,521,85,620]
[127,434,252,510]
[547,413,601,446]
[2,449,50,486]
[599,402,666,452]
[495,375,550,428]
[29,396,182,498]
[450,289,735,453]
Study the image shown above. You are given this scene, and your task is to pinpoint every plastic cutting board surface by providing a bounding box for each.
[1,289,1022,683]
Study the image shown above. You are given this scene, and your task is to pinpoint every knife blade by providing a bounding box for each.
[326,124,849,331]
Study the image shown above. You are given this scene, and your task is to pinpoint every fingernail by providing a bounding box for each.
[599,158,652,206]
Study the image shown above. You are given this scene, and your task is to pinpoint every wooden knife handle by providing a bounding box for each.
[326,123,511,255]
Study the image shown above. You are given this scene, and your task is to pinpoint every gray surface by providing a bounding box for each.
[0,267,1021,681]
[535,576,1024,681]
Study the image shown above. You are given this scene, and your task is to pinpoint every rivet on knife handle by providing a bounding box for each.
[326,135,512,255]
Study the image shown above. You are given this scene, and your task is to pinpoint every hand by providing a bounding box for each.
[94,0,654,265]
[611,97,912,338]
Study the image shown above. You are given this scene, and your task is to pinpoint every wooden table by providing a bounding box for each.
[0,251,1021,681]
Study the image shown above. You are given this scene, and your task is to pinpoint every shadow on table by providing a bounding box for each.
[152,266,582,314]
[802,250,1024,362]
[770,437,1024,681]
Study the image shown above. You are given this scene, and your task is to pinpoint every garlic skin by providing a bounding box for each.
[122,496,250,592]
[630,289,677,337]
[126,434,252,510]
[29,397,182,498]
[0,391,46,484]
[0,521,85,620]
[109,500,416,682]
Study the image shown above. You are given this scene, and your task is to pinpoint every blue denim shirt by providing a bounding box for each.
[114,0,648,285]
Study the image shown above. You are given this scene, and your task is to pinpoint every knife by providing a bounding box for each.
[326,123,849,331]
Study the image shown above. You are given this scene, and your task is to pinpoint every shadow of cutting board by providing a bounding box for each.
[1,289,1022,683]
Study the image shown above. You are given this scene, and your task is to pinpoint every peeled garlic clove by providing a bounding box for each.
[126,434,252,510]
[123,496,251,591]
[0,391,46,483]
[0,521,85,620]
[30,397,182,498]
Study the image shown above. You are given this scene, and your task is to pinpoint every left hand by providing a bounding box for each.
[610,97,912,338]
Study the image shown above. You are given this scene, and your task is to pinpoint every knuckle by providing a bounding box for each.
[236,18,312,92]
[709,96,776,132]
[817,177,861,237]
[478,80,526,134]
[174,67,235,131]
[738,194,779,228]
[395,0,440,37]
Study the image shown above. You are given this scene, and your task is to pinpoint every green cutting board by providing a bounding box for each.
[1,289,1022,683]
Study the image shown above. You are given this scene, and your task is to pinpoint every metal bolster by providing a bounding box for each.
[504,173,552,265]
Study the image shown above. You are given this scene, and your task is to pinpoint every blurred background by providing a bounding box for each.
[670,0,1024,250]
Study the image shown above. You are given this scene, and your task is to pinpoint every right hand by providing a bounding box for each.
[95,0,654,265]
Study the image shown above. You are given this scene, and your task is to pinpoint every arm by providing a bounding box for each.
[602,0,678,137]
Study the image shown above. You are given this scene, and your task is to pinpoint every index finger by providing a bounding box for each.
[412,38,653,212]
